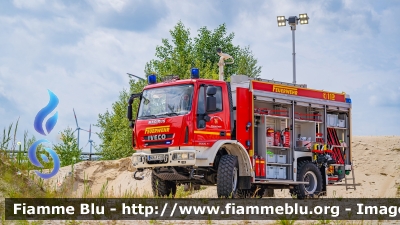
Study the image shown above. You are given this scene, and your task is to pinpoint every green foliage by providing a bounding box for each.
[96,21,262,160]
[0,119,17,151]
[0,120,51,171]
[52,127,82,167]
[145,21,262,80]
[96,79,145,160]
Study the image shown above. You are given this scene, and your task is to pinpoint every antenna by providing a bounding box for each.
[127,73,145,81]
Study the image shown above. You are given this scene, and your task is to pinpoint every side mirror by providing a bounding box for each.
[204,115,211,122]
[127,92,141,128]
[127,104,133,120]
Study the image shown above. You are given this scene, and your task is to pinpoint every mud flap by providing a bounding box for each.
[238,176,252,189]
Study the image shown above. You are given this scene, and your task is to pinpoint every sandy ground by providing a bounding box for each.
[43,157,154,198]
[182,136,400,199]
[39,136,400,225]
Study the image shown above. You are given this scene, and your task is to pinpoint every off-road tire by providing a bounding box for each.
[292,161,323,199]
[236,185,267,198]
[217,155,239,198]
[264,188,274,197]
[151,172,177,197]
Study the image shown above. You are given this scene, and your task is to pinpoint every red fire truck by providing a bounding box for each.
[128,57,354,199]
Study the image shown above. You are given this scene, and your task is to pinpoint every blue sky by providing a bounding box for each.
[0,0,399,153]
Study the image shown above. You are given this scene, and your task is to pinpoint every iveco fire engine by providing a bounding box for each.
[127,50,355,199]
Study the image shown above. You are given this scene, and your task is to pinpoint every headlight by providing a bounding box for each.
[189,153,195,160]
[172,152,195,161]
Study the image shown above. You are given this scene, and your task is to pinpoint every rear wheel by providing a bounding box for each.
[151,172,177,197]
[217,155,239,198]
[292,161,322,199]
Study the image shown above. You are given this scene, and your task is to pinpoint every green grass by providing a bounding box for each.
[0,157,53,198]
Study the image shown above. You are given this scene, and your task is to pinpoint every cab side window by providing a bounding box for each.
[197,86,206,128]
[215,86,223,111]
[196,85,223,129]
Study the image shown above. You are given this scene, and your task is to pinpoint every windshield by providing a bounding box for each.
[137,84,194,119]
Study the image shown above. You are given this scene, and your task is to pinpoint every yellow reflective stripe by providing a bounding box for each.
[194,130,231,136]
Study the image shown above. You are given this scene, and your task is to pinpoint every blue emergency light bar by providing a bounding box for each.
[148,74,157,84]
[191,68,199,79]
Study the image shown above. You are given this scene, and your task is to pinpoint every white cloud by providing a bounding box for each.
[85,0,131,13]
[369,95,378,106]
[12,0,46,9]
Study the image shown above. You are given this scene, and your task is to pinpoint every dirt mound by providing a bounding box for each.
[43,157,153,198]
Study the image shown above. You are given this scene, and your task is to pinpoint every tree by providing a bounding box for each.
[145,21,262,80]
[96,22,262,160]
[96,79,145,160]
[52,127,82,167]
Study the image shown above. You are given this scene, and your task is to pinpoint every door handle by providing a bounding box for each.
[220,131,226,136]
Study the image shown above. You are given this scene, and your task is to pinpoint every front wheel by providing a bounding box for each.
[151,171,177,197]
[217,155,239,198]
[292,161,323,199]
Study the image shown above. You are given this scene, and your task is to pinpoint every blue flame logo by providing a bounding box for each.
[34,90,59,136]
[28,89,60,179]
[28,139,60,179]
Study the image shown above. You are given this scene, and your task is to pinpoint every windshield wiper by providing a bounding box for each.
[139,114,157,119]
[157,112,179,117]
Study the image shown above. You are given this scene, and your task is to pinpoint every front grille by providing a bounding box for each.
[145,141,173,146]
[151,148,168,154]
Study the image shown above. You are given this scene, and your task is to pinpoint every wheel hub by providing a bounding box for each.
[232,167,238,191]
[303,171,317,193]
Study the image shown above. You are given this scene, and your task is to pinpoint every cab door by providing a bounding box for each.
[194,82,230,147]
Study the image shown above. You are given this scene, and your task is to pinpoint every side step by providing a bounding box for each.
[344,166,357,190]
[254,179,308,185]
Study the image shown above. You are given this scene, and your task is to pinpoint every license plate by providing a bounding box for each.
[147,154,166,161]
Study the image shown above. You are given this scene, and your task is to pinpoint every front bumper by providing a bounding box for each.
[131,150,196,168]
